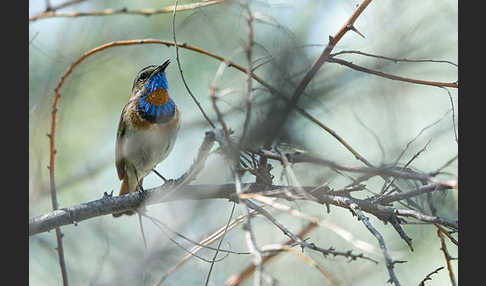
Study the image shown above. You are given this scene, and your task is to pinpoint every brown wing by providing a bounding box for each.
[115,106,128,180]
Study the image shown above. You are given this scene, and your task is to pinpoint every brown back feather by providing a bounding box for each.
[115,105,128,180]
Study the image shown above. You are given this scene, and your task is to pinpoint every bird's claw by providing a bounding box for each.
[137,184,147,198]
[103,190,114,198]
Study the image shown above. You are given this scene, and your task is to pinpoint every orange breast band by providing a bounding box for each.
[146,88,169,106]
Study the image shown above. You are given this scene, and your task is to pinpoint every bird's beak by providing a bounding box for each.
[149,59,170,78]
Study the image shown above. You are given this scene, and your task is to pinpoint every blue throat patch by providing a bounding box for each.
[137,72,175,123]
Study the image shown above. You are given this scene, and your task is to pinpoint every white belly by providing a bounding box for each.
[123,121,179,178]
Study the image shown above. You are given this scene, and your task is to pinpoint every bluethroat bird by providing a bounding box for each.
[113,59,180,217]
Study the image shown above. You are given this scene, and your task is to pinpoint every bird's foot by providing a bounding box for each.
[103,190,114,199]
[137,184,147,199]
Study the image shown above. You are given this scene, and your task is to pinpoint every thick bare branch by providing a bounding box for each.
[30,181,457,236]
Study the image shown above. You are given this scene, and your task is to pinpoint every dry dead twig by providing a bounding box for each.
[29,0,226,22]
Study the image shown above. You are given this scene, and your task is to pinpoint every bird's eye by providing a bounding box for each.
[138,72,150,81]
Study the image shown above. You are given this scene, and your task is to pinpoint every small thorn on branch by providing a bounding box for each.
[346,24,366,39]
[391,260,407,266]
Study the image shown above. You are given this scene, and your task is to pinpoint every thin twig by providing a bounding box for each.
[375,184,447,205]
[209,63,233,145]
[144,214,229,264]
[29,0,225,21]
[49,0,86,11]
[434,224,458,246]
[240,1,255,145]
[259,244,339,286]
[392,109,452,168]
[154,210,258,286]
[244,198,378,264]
[47,31,69,286]
[236,175,264,286]
[328,57,458,88]
[437,228,457,286]
[205,203,237,285]
[172,0,216,129]
[431,154,458,176]
[330,50,458,68]
[347,199,402,286]
[146,212,246,255]
[380,138,432,197]
[243,193,381,262]
[289,0,372,107]
[352,109,386,163]
[417,266,444,286]
[439,87,458,143]
[225,222,317,286]
[137,212,148,250]
[276,148,315,201]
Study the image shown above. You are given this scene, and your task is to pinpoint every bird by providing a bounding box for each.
[113,59,180,217]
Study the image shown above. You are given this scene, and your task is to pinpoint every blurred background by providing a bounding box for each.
[29,0,458,285]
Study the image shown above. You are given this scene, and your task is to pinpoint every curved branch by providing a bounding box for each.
[47,37,389,177]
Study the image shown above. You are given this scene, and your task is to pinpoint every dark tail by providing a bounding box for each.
[112,175,142,217]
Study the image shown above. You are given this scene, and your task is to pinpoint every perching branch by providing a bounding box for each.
[29,179,457,236]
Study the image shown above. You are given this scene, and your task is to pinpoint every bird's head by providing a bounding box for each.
[132,59,176,123]
[132,59,170,96]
